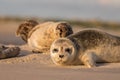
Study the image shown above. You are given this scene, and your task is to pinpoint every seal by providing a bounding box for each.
[17,20,73,53]
[0,45,20,59]
[50,29,120,68]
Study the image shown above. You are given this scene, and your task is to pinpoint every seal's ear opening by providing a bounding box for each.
[56,22,73,37]
[15,20,39,42]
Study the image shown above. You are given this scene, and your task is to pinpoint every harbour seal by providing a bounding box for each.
[0,45,20,59]
[50,29,120,68]
[17,20,73,53]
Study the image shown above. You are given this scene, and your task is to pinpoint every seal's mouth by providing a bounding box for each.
[56,59,67,65]
[57,59,63,63]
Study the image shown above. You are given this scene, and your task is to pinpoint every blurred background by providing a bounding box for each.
[0,0,120,21]
[0,0,120,44]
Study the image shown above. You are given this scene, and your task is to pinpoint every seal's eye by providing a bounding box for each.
[65,48,71,54]
[53,48,58,53]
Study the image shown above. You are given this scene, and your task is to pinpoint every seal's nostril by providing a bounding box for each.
[59,55,64,58]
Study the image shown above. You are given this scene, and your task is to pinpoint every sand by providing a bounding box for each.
[0,21,120,80]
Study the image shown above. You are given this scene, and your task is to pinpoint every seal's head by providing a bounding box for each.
[50,38,77,65]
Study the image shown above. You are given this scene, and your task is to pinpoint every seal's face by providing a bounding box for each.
[50,38,76,65]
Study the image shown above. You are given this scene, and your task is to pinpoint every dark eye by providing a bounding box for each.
[65,48,72,54]
[52,48,58,53]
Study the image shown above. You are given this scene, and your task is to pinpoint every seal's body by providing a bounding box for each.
[50,29,120,68]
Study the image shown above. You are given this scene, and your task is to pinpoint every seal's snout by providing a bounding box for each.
[59,55,64,58]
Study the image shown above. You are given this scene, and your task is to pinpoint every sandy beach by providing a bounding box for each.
[0,21,120,80]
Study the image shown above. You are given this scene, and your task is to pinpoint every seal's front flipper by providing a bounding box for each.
[81,52,97,68]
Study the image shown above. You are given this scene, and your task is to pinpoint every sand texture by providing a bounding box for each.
[0,21,120,80]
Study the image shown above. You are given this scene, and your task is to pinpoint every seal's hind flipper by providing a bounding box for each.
[16,20,39,42]
[0,46,20,59]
